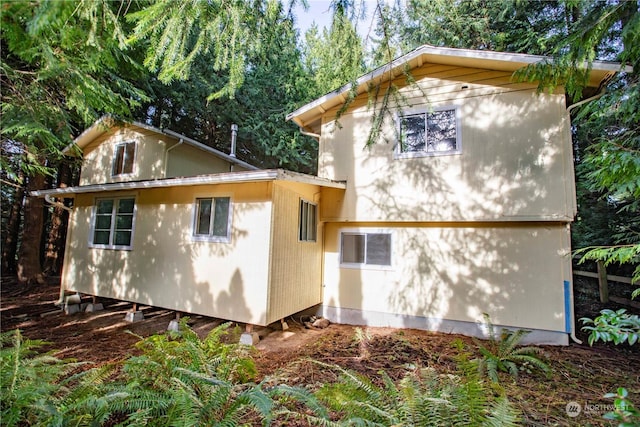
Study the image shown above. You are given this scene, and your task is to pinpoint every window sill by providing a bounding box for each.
[394,150,461,160]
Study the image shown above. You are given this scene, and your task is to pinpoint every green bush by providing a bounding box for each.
[473,314,551,383]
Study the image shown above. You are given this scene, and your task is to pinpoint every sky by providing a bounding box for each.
[292,0,383,41]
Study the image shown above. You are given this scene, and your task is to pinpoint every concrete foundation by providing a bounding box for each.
[64,304,80,315]
[124,311,144,323]
[239,332,260,346]
[322,305,569,346]
[167,320,180,332]
[85,303,104,312]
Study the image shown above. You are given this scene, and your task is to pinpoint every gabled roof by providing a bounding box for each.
[67,116,259,171]
[31,169,346,198]
[287,44,633,131]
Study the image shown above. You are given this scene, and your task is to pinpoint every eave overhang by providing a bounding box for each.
[286,44,633,133]
[65,117,259,171]
[31,169,346,198]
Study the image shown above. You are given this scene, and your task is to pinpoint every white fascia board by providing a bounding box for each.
[286,44,632,124]
[65,118,259,171]
[31,169,346,197]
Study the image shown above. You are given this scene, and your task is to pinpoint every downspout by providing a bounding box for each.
[564,87,606,344]
[164,137,184,178]
[44,195,73,212]
[300,129,320,140]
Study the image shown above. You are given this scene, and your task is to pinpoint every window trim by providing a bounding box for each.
[111,140,137,177]
[339,228,393,270]
[298,199,317,242]
[190,195,233,243]
[395,105,462,159]
[89,195,137,250]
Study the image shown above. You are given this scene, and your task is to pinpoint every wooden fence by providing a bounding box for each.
[574,261,639,309]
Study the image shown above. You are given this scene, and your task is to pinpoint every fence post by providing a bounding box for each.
[597,261,609,303]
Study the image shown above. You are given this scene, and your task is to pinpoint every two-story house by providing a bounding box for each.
[34,45,627,344]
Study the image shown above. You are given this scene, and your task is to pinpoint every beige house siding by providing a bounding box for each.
[317,65,575,222]
[62,182,274,325]
[322,222,571,334]
[79,127,168,186]
[166,143,248,177]
[266,182,323,324]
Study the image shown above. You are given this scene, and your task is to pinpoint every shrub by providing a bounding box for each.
[473,314,551,383]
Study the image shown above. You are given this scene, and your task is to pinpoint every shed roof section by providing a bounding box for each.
[31,169,346,197]
[67,116,258,171]
[286,44,632,132]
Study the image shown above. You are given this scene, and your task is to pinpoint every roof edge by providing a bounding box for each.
[31,169,346,197]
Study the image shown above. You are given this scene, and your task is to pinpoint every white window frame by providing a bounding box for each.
[395,105,461,159]
[339,228,393,270]
[298,199,317,242]
[191,196,233,243]
[89,196,137,250]
[111,141,137,177]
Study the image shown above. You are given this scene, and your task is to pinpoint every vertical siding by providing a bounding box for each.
[61,183,273,325]
[266,182,323,324]
[166,144,234,177]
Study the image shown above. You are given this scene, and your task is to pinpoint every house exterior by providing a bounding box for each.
[34,46,627,345]
[34,118,346,327]
[286,45,627,345]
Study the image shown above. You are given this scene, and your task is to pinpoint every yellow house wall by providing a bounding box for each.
[79,127,168,185]
[166,143,247,177]
[317,65,576,222]
[266,182,323,324]
[322,222,571,333]
[61,183,273,325]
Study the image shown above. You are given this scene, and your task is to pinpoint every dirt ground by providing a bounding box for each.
[1,275,638,426]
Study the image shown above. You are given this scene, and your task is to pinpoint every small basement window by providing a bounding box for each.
[193,197,232,242]
[397,107,460,158]
[299,199,317,242]
[340,231,392,267]
[112,141,136,176]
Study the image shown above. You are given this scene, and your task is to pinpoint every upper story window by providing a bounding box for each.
[397,107,460,158]
[112,141,136,176]
[340,230,392,268]
[299,199,317,242]
[91,197,136,250]
[193,197,232,242]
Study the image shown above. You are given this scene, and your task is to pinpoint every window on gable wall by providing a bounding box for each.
[91,197,136,249]
[398,107,460,158]
[340,231,392,267]
[299,199,317,242]
[193,197,232,242]
[112,141,136,176]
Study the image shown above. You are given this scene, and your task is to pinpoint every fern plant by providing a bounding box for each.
[473,314,551,383]
[113,319,272,426]
[315,353,521,426]
[0,329,83,426]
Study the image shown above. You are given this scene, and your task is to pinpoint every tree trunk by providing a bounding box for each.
[16,172,47,285]
[43,161,72,275]
[1,170,25,274]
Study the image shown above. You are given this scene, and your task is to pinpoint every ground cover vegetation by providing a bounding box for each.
[1,0,639,424]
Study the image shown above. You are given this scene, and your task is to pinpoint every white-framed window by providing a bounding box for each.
[299,199,317,242]
[340,230,392,268]
[112,141,136,176]
[192,197,232,242]
[90,196,136,250]
[396,106,461,158]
